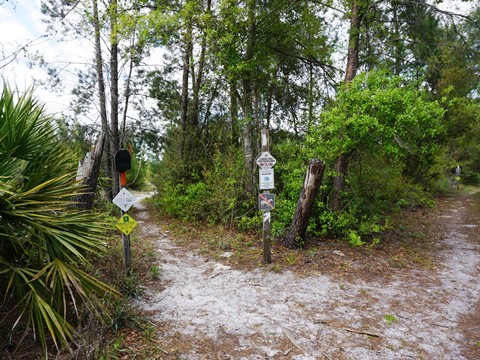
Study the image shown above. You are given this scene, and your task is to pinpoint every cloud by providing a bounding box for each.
[0,1,94,117]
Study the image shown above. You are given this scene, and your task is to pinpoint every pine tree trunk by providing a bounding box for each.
[331,153,348,212]
[332,0,361,212]
[110,0,120,198]
[243,0,257,194]
[190,0,210,128]
[179,20,192,161]
[92,0,109,200]
[283,159,325,249]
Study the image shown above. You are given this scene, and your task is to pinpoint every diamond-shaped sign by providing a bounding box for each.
[256,151,276,168]
[116,214,137,235]
[113,188,136,212]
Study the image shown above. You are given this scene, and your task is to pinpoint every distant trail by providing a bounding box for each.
[137,193,480,359]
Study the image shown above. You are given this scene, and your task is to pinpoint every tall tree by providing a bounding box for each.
[331,0,363,212]
[41,0,150,201]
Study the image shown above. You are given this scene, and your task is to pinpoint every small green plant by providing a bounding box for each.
[307,247,318,258]
[110,299,141,332]
[286,253,299,265]
[368,237,381,248]
[150,265,161,279]
[383,314,397,326]
[348,231,364,247]
[143,322,156,341]
[113,338,123,350]
[269,263,283,273]
[476,341,480,347]
[218,240,231,250]
[123,273,144,298]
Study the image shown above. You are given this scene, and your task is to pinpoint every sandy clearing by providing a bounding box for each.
[135,196,480,359]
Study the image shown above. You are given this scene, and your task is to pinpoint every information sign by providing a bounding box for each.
[116,214,138,235]
[113,188,137,212]
[256,151,276,168]
[259,168,274,190]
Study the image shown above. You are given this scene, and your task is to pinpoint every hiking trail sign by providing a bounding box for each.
[256,151,276,169]
[113,188,137,212]
[116,214,138,235]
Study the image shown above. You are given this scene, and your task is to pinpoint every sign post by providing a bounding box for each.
[113,149,135,274]
[257,128,275,264]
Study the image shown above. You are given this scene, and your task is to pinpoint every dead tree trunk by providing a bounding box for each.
[283,159,325,249]
[75,133,105,209]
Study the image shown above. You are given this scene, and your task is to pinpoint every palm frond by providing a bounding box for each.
[0,84,118,353]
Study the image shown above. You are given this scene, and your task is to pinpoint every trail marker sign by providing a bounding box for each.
[256,151,276,169]
[259,168,274,190]
[116,214,137,235]
[113,188,137,212]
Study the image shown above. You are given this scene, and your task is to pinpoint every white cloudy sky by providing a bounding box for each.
[0,0,476,118]
[0,0,93,116]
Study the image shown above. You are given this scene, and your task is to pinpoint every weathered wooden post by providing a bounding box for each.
[256,128,276,264]
[113,149,137,274]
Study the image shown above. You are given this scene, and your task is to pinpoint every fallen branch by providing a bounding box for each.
[344,328,381,338]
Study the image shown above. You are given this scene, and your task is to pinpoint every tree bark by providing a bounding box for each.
[110,0,120,198]
[179,19,193,160]
[92,0,109,200]
[230,83,239,146]
[345,1,361,83]
[190,0,211,128]
[331,0,361,212]
[75,133,105,209]
[242,0,257,194]
[331,153,348,212]
[283,159,325,248]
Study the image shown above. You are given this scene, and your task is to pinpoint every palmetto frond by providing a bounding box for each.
[0,85,119,352]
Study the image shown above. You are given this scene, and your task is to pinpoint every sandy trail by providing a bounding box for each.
[135,196,480,359]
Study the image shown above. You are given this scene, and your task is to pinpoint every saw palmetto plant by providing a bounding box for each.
[0,86,118,353]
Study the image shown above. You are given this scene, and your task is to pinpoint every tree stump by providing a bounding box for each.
[283,159,325,248]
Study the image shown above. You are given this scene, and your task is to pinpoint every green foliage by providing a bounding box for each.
[153,147,251,226]
[126,151,150,191]
[299,70,445,239]
[347,231,364,247]
[383,314,398,326]
[308,71,445,164]
[0,86,119,352]
[271,138,307,238]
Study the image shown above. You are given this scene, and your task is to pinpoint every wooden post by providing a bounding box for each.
[261,128,272,264]
[120,172,131,274]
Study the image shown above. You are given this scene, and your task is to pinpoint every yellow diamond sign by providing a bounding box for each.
[116,214,137,235]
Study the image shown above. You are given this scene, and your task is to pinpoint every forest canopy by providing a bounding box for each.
[3,0,480,241]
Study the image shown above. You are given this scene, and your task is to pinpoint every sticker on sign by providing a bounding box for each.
[256,151,276,168]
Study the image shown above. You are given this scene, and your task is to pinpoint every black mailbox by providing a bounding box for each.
[114,149,131,171]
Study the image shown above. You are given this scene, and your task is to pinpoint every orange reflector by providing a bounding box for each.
[120,171,127,186]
